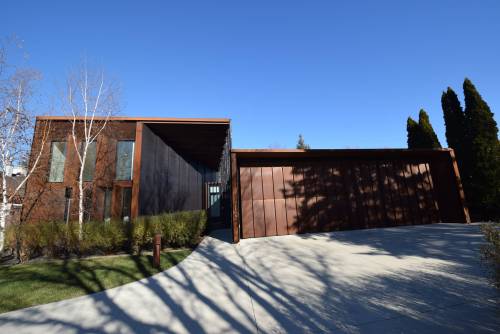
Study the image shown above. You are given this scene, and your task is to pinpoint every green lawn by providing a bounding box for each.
[0,249,192,314]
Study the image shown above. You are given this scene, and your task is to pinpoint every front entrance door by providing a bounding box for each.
[206,183,221,219]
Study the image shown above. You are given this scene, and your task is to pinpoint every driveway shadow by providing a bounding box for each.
[0,224,498,333]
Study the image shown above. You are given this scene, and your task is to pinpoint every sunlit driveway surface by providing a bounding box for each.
[0,223,498,333]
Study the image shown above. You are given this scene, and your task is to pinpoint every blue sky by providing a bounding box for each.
[3,1,499,148]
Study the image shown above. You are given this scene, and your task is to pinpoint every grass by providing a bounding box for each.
[0,249,192,314]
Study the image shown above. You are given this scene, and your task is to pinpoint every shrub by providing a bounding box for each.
[480,222,500,288]
[80,220,128,255]
[4,210,207,262]
[132,210,207,252]
[162,210,207,247]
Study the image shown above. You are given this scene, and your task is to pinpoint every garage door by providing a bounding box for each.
[239,161,440,239]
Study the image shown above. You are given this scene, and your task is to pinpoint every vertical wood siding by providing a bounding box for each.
[238,156,465,239]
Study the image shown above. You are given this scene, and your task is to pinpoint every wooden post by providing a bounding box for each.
[131,122,143,219]
[449,149,471,223]
[153,233,161,268]
[231,152,240,243]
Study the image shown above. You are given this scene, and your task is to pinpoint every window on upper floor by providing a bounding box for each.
[115,141,134,180]
[48,141,67,182]
[80,141,97,181]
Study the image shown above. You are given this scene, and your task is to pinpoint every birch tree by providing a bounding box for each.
[0,40,50,251]
[65,63,119,239]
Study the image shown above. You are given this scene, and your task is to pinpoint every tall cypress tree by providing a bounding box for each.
[441,87,467,174]
[463,78,500,218]
[407,110,441,149]
[418,109,442,149]
[407,117,420,148]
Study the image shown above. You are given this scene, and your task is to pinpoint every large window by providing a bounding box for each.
[80,141,97,181]
[116,141,134,180]
[48,142,67,182]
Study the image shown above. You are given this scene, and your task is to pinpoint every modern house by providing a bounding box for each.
[24,116,470,242]
[24,117,231,229]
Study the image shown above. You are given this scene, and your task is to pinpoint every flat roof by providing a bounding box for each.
[36,116,230,124]
[231,148,454,159]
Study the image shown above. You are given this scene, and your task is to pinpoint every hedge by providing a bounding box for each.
[4,210,206,262]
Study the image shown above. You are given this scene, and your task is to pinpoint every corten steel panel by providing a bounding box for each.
[292,166,308,233]
[239,167,254,239]
[283,166,298,234]
[360,164,377,228]
[369,163,384,227]
[262,167,277,236]
[331,165,349,230]
[387,162,405,225]
[316,166,331,232]
[378,162,397,226]
[262,167,275,200]
[272,167,285,199]
[419,163,440,223]
[341,162,357,229]
[302,165,319,232]
[352,165,368,229]
[240,167,253,201]
[251,168,266,237]
[272,167,289,235]
[264,199,277,236]
[233,148,469,240]
[393,162,413,226]
[231,153,240,243]
[403,163,421,225]
[412,164,430,224]
[274,198,288,235]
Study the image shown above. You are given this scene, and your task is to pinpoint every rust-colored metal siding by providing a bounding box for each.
[231,149,470,241]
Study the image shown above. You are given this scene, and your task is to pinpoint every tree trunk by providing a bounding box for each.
[77,145,87,240]
[0,172,8,251]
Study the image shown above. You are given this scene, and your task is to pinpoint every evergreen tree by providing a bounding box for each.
[406,110,441,149]
[296,134,310,149]
[406,117,420,149]
[463,78,500,218]
[418,109,442,149]
[441,88,467,173]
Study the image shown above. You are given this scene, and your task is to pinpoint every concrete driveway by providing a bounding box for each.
[0,223,498,333]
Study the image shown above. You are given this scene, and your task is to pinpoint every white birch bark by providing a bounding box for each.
[66,63,118,240]
[0,40,49,251]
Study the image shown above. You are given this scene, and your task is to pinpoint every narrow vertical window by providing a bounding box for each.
[121,187,132,222]
[63,187,72,223]
[83,188,92,222]
[103,187,112,222]
[49,142,67,182]
[116,141,134,180]
[80,141,97,181]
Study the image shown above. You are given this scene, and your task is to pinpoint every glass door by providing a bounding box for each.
[207,183,221,218]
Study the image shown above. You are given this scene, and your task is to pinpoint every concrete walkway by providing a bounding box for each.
[0,223,498,333]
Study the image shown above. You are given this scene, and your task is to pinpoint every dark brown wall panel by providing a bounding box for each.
[272,167,288,235]
[412,164,430,224]
[234,149,470,240]
[251,168,266,237]
[252,200,266,238]
[419,163,440,223]
[239,167,254,239]
[283,166,298,234]
[394,162,413,226]
[274,199,288,235]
